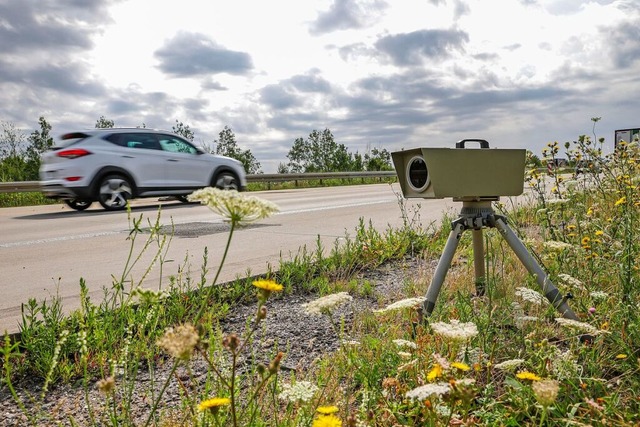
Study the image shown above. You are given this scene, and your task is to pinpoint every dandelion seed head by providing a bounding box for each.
[532,379,560,407]
[96,376,115,395]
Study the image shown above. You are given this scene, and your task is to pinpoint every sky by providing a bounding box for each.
[1,0,639,173]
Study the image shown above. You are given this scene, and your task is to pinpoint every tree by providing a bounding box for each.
[364,147,393,171]
[284,128,358,172]
[0,121,27,181]
[24,116,54,180]
[214,126,261,174]
[95,116,114,128]
[172,120,194,142]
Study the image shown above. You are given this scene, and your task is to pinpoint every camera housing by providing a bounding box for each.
[391,139,526,200]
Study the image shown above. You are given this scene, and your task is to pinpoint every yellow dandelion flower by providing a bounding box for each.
[581,236,591,245]
[313,414,342,427]
[587,208,593,216]
[615,196,626,206]
[198,397,231,412]
[595,230,604,236]
[615,354,627,359]
[516,371,542,381]
[252,279,283,292]
[451,362,471,371]
[427,364,443,381]
[316,406,339,415]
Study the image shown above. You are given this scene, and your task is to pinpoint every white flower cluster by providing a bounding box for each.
[590,290,608,300]
[278,380,319,403]
[393,339,418,349]
[405,382,451,400]
[543,241,573,252]
[374,297,425,313]
[551,349,582,380]
[557,274,585,290]
[430,319,478,341]
[554,317,600,335]
[302,292,353,315]
[494,358,525,371]
[188,187,279,224]
[515,287,547,305]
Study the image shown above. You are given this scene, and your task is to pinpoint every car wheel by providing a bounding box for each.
[64,199,92,211]
[97,175,132,211]
[213,171,239,191]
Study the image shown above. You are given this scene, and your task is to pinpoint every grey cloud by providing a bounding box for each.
[260,71,333,109]
[155,32,253,78]
[375,29,469,66]
[0,1,119,54]
[603,21,640,69]
[310,0,388,35]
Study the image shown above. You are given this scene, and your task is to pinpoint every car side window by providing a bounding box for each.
[119,133,162,150]
[158,136,198,154]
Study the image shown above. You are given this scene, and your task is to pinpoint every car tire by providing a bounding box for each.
[213,171,240,191]
[64,199,92,211]
[97,174,133,211]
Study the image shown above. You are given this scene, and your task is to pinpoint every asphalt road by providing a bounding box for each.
[0,183,460,334]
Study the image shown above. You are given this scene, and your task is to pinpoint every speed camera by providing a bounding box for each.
[391,139,526,200]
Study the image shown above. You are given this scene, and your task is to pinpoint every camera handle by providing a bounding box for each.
[456,139,490,149]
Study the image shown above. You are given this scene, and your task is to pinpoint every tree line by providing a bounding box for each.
[0,116,393,182]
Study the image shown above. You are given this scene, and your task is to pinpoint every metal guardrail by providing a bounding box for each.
[0,171,398,194]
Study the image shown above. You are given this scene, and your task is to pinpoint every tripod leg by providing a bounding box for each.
[472,228,486,296]
[493,217,579,321]
[423,221,465,318]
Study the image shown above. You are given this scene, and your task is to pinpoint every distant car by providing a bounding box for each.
[39,128,247,211]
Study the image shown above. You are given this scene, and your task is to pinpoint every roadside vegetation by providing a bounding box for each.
[2,128,640,426]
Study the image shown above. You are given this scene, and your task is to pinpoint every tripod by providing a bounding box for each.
[422,198,579,322]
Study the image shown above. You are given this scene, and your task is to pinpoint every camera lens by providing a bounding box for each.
[407,156,429,191]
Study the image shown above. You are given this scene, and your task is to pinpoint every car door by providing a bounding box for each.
[115,133,167,189]
[157,134,213,188]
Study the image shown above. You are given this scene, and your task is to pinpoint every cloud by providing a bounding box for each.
[310,0,388,34]
[375,29,469,66]
[154,32,253,78]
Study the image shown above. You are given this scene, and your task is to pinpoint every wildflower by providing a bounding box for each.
[253,279,283,301]
[543,241,573,251]
[303,292,352,315]
[316,406,339,415]
[278,381,319,403]
[585,397,604,411]
[188,187,279,224]
[430,319,478,341]
[427,364,443,381]
[515,287,547,305]
[494,359,525,371]
[393,339,418,349]
[405,382,451,400]
[198,397,231,413]
[451,362,471,371]
[532,379,560,407]
[96,376,116,395]
[374,297,425,313]
[398,359,418,372]
[588,307,596,314]
[398,351,412,359]
[156,323,200,360]
[554,318,599,335]
[590,291,608,300]
[595,230,604,236]
[614,196,626,206]
[516,371,542,381]
[557,274,584,289]
[615,354,627,359]
[312,414,342,427]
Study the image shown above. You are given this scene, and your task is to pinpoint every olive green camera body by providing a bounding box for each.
[391,141,527,200]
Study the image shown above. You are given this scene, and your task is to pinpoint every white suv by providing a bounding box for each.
[40,128,247,211]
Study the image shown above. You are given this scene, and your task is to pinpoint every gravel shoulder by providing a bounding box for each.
[0,256,430,426]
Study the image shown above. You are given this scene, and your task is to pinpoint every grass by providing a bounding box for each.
[2,134,640,426]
